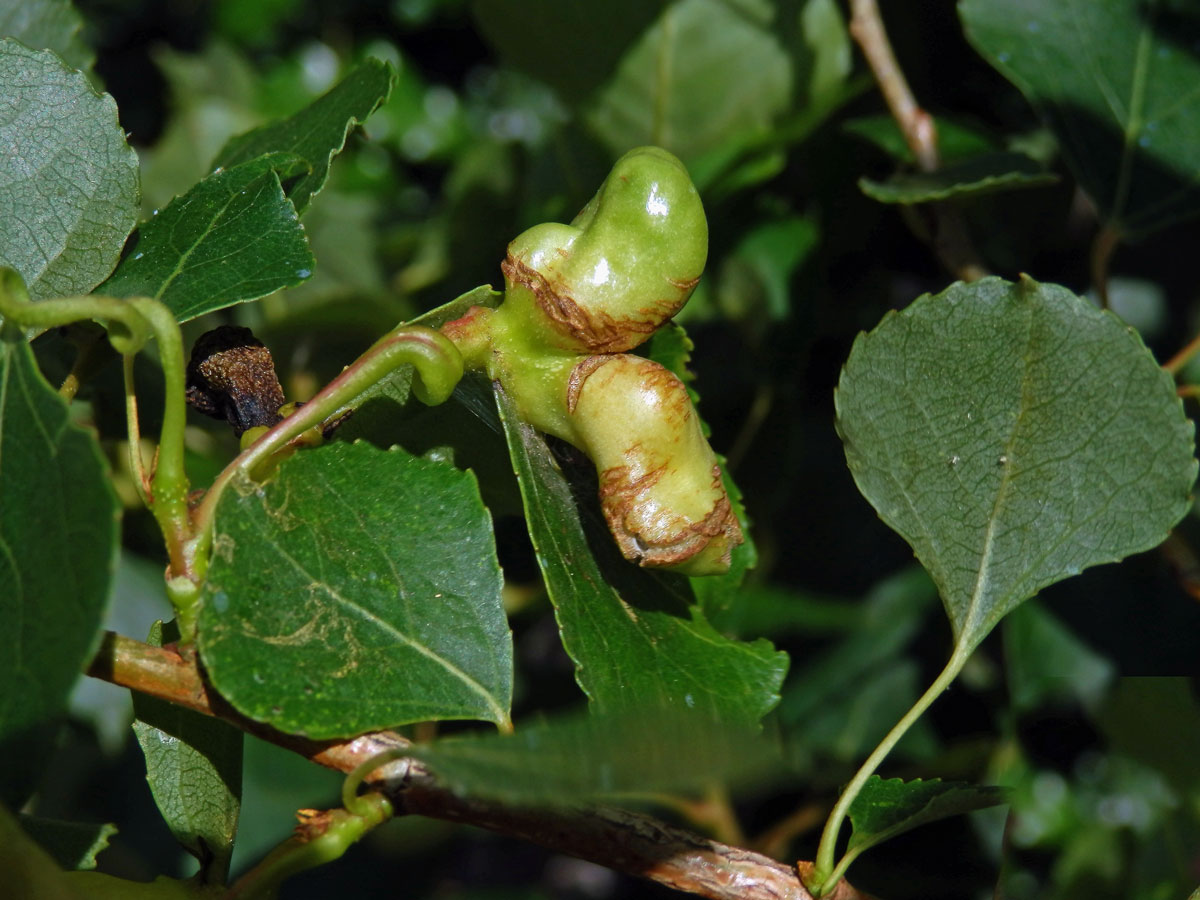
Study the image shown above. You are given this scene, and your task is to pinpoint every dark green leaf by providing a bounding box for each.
[718,216,819,320]
[18,816,116,871]
[845,776,1009,861]
[586,0,791,163]
[1003,602,1114,713]
[411,707,779,805]
[212,58,395,214]
[493,381,787,723]
[132,621,242,884]
[0,0,93,72]
[198,440,511,738]
[641,323,757,617]
[835,276,1197,655]
[471,0,670,104]
[0,40,137,302]
[1096,677,1200,795]
[842,114,997,164]
[779,568,940,766]
[96,154,315,322]
[858,153,1058,204]
[960,0,1200,235]
[0,334,118,809]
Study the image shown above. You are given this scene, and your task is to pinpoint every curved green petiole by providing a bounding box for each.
[0,268,196,601]
[191,324,464,574]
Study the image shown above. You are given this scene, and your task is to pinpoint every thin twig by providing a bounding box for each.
[1164,335,1200,376]
[84,631,880,900]
[849,0,988,282]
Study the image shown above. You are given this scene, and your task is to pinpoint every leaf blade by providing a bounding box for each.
[0,39,138,302]
[960,0,1200,235]
[96,154,315,322]
[0,335,119,808]
[492,380,787,724]
[846,775,1009,859]
[835,276,1196,654]
[212,58,395,214]
[198,440,511,738]
[132,621,242,884]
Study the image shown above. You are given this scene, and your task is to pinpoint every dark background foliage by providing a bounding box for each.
[22,0,1200,897]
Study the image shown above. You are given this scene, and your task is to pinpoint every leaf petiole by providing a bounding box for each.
[807,641,971,895]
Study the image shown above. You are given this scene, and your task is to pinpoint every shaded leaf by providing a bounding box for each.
[198,440,510,738]
[132,621,242,884]
[641,323,758,616]
[843,114,996,164]
[471,0,669,104]
[1003,602,1114,713]
[96,153,315,322]
[493,380,787,723]
[587,0,791,163]
[836,276,1196,655]
[795,0,851,108]
[0,334,118,808]
[212,58,395,214]
[0,0,93,72]
[960,0,1200,235]
[0,40,137,302]
[18,816,116,871]
[846,776,1009,861]
[859,152,1057,204]
[411,707,779,805]
[1095,677,1200,795]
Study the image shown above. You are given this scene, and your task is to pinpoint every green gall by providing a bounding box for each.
[502,146,707,353]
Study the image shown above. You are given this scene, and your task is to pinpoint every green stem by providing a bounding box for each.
[808,641,972,895]
[0,269,195,585]
[225,796,393,900]
[192,325,463,567]
[342,748,410,817]
[125,297,193,580]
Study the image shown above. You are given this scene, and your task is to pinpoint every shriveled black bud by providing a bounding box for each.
[185,325,285,437]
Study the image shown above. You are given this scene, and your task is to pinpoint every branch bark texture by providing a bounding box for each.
[86,631,872,900]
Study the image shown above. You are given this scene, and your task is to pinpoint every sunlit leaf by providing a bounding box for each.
[0,40,137,302]
[199,441,511,738]
[493,380,787,724]
[96,153,314,322]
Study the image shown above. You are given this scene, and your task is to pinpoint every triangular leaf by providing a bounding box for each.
[198,440,511,738]
[961,0,1200,235]
[212,58,395,214]
[96,153,314,322]
[835,276,1196,655]
[845,775,1009,860]
[492,379,787,724]
[0,39,137,302]
[858,152,1057,204]
[132,621,242,884]
[0,333,119,809]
